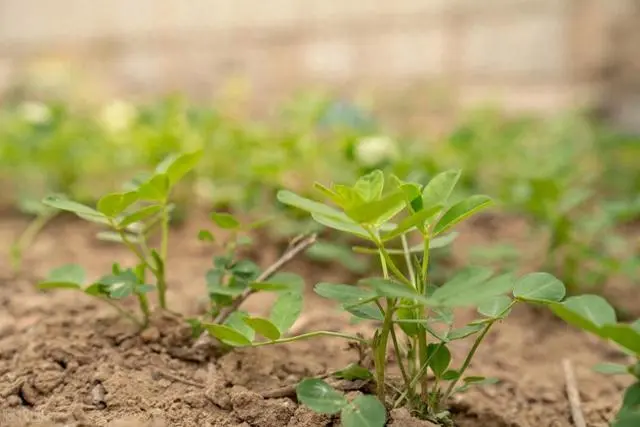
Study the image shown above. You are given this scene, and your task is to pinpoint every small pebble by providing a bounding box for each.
[141,327,160,343]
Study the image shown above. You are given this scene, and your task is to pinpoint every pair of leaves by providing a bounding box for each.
[296,379,386,427]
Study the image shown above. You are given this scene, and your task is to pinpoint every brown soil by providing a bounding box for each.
[0,213,635,427]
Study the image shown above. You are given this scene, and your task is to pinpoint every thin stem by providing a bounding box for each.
[393,341,442,408]
[401,234,416,288]
[116,228,156,275]
[11,211,57,272]
[137,293,151,326]
[157,203,170,309]
[442,301,517,402]
[389,323,411,390]
[98,297,143,327]
[418,233,431,400]
[249,331,368,347]
[375,303,394,401]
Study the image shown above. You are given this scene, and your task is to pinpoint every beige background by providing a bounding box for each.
[0,0,638,130]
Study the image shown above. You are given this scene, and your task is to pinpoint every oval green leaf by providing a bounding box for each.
[270,291,303,335]
[333,363,374,381]
[477,295,513,318]
[434,195,493,235]
[422,169,462,209]
[513,272,566,303]
[211,212,240,229]
[119,205,163,228]
[203,324,252,347]
[341,395,386,427]
[42,196,108,224]
[315,283,377,304]
[296,378,347,414]
[427,343,451,377]
[381,204,443,241]
[243,317,281,340]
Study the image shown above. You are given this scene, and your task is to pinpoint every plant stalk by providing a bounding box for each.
[249,330,368,347]
[157,203,170,309]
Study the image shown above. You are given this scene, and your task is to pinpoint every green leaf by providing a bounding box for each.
[446,324,484,341]
[381,204,443,241]
[118,205,163,228]
[434,195,493,235]
[296,379,348,414]
[353,170,384,202]
[157,150,203,186]
[211,212,240,229]
[593,363,630,375]
[442,370,461,381]
[243,317,281,340]
[315,283,377,304]
[427,343,451,377]
[429,232,460,249]
[333,364,374,381]
[47,264,86,284]
[364,278,433,306]
[621,382,640,412]
[464,376,499,386]
[270,292,303,334]
[202,324,252,347]
[311,213,371,239]
[277,190,346,219]
[42,195,108,224]
[613,411,640,427]
[346,190,407,225]
[549,294,616,337]
[137,174,169,201]
[344,303,384,321]
[478,295,513,318]
[513,272,566,303]
[429,267,499,307]
[422,170,461,209]
[341,395,386,427]
[313,182,344,206]
[601,324,640,354]
[38,281,82,291]
[305,241,368,274]
[198,230,215,242]
[97,191,138,217]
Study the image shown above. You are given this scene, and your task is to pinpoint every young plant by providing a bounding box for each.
[37,151,202,326]
[550,295,640,426]
[216,169,568,426]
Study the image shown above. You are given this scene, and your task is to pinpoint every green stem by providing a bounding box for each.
[11,211,57,272]
[419,233,431,400]
[375,303,394,401]
[401,235,416,288]
[389,321,411,391]
[393,341,442,408]
[137,293,151,326]
[157,204,170,309]
[99,297,143,327]
[249,331,368,347]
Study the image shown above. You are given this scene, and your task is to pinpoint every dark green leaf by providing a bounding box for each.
[549,294,616,337]
[427,343,451,377]
[315,283,377,304]
[442,370,461,381]
[513,272,566,303]
[341,395,386,427]
[333,363,374,381]
[613,411,640,427]
[230,260,261,281]
[477,295,513,318]
[345,302,384,321]
[270,292,303,334]
[202,324,252,346]
[296,378,347,414]
[621,382,640,411]
[464,376,499,386]
[243,317,281,340]
[211,212,240,229]
[422,170,461,209]
[429,267,497,307]
[198,230,215,242]
[434,195,493,235]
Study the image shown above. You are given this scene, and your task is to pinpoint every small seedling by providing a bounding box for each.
[214,169,570,425]
[37,151,203,326]
[550,295,640,426]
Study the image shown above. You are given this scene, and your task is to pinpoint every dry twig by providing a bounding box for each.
[563,358,587,427]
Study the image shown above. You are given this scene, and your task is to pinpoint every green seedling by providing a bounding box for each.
[213,169,570,425]
[37,151,203,326]
[550,295,640,426]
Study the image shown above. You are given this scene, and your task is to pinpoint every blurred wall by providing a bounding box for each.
[0,0,638,130]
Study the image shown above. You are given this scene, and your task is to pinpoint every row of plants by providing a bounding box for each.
[36,152,639,426]
[3,93,638,305]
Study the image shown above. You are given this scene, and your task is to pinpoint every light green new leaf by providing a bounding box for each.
[211,212,240,229]
[243,317,281,341]
[315,283,377,304]
[353,170,384,202]
[97,191,138,217]
[313,182,344,207]
[434,195,493,235]
[278,190,344,218]
[477,295,513,318]
[156,150,203,186]
[422,170,462,209]
[202,324,252,347]
[513,272,566,303]
[381,204,443,241]
[270,292,303,334]
[137,174,170,201]
[311,213,370,239]
[47,264,86,284]
[225,312,255,342]
[341,395,386,427]
[118,205,163,228]
[345,190,407,225]
[42,195,108,224]
[296,379,347,414]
